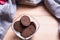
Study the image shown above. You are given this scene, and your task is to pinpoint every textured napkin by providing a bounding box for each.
[0,0,16,40]
[44,0,60,18]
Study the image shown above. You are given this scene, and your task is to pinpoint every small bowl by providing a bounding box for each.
[11,14,40,40]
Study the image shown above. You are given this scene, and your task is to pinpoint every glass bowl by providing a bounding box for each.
[11,14,40,40]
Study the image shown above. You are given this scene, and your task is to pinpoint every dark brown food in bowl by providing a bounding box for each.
[20,16,30,26]
[21,22,36,38]
[14,15,36,38]
[14,21,23,33]
[31,22,36,28]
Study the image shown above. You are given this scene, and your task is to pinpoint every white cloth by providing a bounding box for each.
[44,0,60,18]
[0,0,16,40]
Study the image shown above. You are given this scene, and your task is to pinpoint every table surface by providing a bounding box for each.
[3,4,58,40]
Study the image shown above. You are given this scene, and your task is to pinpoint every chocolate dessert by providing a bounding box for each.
[14,21,23,33]
[21,22,36,38]
[20,16,30,26]
[31,22,36,28]
[14,15,36,38]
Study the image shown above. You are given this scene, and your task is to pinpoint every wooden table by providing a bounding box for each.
[3,4,58,40]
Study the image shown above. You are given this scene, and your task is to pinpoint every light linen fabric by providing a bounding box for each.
[44,0,60,18]
[0,0,16,40]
